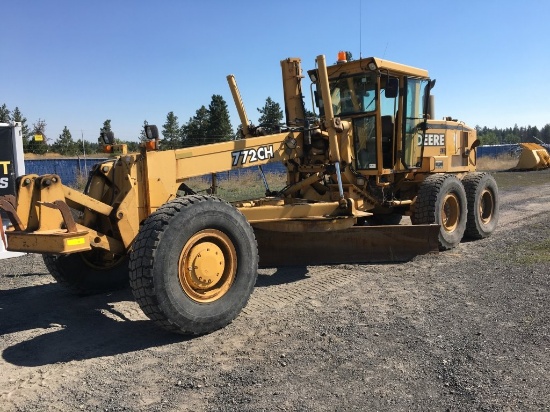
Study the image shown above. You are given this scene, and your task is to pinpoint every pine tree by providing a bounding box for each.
[207,95,232,143]
[182,106,209,147]
[526,125,539,142]
[479,131,498,145]
[540,124,550,144]
[97,119,114,145]
[257,97,283,134]
[11,107,32,152]
[76,138,99,155]
[0,104,10,123]
[28,119,49,154]
[305,108,317,119]
[53,126,77,155]
[100,119,112,133]
[161,112,181,150]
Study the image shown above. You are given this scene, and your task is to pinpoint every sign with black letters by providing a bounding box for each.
[0,127,17,197]
[0,123,25,258]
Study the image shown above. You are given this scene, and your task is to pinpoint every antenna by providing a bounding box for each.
[359,0,362,59]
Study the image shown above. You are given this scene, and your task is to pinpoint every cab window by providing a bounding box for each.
[328,73,377,116]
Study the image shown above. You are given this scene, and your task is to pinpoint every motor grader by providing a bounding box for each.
[0,53,499,335]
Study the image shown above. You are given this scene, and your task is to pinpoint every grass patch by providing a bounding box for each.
[63,170,286,202]
[477,154,518,171]
[186,171,287,202]
[499,226,550,265]
[512,238,550,264]
[492,169,550,191]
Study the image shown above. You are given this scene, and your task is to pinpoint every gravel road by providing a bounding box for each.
[1,171,549,411]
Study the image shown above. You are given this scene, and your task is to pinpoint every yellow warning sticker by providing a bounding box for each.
[66,237,86,246]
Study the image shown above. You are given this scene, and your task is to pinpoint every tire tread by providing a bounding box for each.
[129,195,257,335]
[411,174,467,250]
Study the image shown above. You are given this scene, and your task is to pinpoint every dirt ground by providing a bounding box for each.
[1,171,549,411]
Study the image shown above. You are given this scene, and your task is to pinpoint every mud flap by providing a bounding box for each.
[255,224,440,267]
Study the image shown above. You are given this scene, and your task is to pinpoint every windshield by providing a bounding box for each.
[327,73,377,116]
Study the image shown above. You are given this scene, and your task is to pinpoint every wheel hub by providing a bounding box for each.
[178,229,237,303]
[187,242,225,289]
[479,189,494,224]
[441,193,460,232]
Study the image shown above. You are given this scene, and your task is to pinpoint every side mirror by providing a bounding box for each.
[423,79,437,118]
[385,78,399,98]
[145,125,159,140]
[100,131,115,145]
[308,70,318,83]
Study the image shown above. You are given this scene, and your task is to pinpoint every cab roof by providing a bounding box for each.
[324,56,429,79]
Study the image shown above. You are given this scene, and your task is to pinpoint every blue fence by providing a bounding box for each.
[24,157,286,187]
[23,145,518,187]
[24,158,108,186]
[476,144,519,158]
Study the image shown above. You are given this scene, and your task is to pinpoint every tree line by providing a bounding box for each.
[476,124,550,146]
[3,100,549,157]
[0,96,283,156]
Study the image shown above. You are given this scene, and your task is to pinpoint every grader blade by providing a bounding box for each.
[255,224,440,267]
[512,143,550,171]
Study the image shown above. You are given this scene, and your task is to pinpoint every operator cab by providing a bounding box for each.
[309,56,434,175]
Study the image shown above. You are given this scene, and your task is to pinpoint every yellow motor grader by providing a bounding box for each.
[0,53,499,335]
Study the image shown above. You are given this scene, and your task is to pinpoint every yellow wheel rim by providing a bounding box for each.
[178,229,236,303]
[441,193,460,232]
[479,189,494,224]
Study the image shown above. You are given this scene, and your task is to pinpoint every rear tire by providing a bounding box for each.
[129,195,258,335]
[462,172,499,239]
[412,174,467,250]
[43,251,129,295]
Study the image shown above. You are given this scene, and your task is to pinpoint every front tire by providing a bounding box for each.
[43,251,129,295]
[462,172,499,239]
[129,195,258,335]
[412,174,467,250]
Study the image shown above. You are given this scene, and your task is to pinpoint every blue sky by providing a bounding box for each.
[2,0,549,142]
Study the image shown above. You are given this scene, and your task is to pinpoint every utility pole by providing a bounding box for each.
[81,130,88,178]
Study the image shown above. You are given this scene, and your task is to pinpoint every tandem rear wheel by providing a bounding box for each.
[462,172,499,239]
[129,195,258,335]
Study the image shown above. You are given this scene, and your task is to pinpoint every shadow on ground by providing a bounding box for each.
[255,266,309,287]
[1,266,311,367]
[1,282,183,367]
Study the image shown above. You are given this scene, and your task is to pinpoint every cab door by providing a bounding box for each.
[402,78,431,168]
